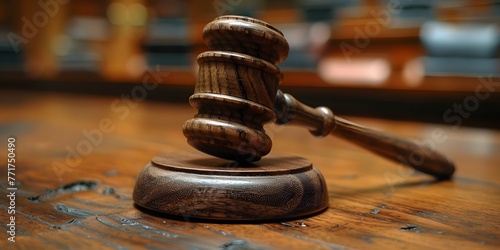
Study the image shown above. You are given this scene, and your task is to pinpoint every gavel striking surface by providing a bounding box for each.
[133,152,328,220]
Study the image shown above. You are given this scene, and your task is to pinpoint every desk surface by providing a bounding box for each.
[0,90,499,249]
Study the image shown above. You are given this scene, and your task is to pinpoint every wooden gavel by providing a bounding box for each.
[183,15,455,179]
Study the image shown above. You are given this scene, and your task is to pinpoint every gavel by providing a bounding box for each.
[133,15,456,221]
[182,15,455,179]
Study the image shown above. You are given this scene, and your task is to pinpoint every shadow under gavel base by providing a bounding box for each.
[133,152,329,221]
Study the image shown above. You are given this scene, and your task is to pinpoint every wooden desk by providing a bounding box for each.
[1,90,498,249]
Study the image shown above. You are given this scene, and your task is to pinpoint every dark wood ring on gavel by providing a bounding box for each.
[183,15,455,179]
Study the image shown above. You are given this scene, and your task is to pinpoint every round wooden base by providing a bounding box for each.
[133,152,329,221]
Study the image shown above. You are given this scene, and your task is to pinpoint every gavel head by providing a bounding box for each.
[183,16,290,162]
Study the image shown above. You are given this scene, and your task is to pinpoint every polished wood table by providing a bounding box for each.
[1,90,498,249]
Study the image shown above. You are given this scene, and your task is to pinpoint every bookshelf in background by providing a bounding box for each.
[0,0,498,92]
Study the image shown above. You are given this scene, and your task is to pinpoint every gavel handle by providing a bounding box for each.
[274,91,455,179]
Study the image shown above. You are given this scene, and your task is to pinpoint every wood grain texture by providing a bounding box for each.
[275,92,455,178]
[202,15,289,65]
[331,117,455,178]
[0,90,499,249]
[183,16,289,162]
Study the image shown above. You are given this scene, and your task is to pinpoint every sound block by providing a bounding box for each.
[133,152,329,221]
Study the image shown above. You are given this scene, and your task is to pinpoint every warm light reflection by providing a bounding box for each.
[318,58,391,85]
[129,3,148,26]
[107,2,148,26]
[125,54,147,78]
[403,57,424,87]
[107,2,128,25]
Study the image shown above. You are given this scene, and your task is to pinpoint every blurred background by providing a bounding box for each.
[1,0,499,128]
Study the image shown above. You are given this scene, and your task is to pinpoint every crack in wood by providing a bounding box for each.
[219,239,267,250]
[27,180,99,202]
[54,203,96,218]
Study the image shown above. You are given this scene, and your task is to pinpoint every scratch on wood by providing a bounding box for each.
[280,222,293,227]
[99,186,132,200]
[71,197,126,209]
[50,219,84,230]
[278,222,311,228]
[28,180,99,202]
[116,194,132,200]
[55,203,96,218]
[100,215,182,239]
[105,170,120,176]
[400,224,420,232]
[219,240,266,250]
[67,218,82,225]
[204,225,234,236]
[101,186,116,195]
